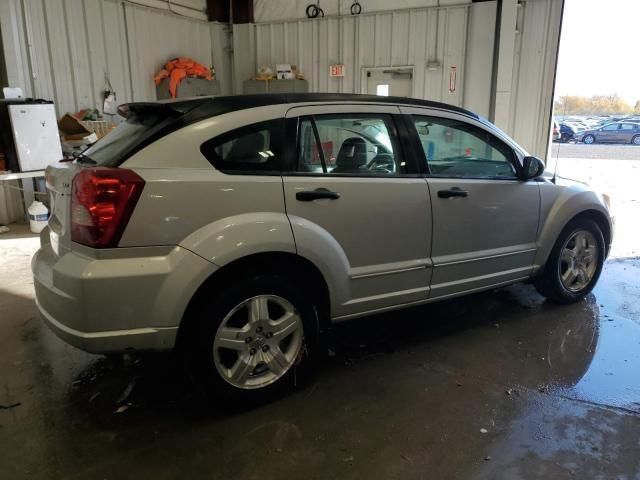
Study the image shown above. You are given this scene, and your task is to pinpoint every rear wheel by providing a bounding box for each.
[631,135,640,145]
[184,273,319,404]
[534,218,605,304]
[583,134,595,145]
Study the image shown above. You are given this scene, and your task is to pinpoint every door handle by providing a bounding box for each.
[296,188,340,201]
[437,187,469,199]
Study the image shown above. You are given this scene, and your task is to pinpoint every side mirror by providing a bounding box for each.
[520,156,545,180]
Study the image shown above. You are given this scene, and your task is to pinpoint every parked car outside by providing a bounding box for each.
[575,122,640,144]
[552,119,561,141]
[32,94,613,402]
[556,123,578,143]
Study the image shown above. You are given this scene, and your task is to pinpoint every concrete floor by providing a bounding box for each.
[1,150,639,480]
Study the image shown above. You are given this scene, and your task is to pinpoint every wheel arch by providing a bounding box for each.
[535,207,612,275]
[177,252,332,349]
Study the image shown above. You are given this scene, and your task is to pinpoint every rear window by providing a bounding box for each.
[80,113,172,166]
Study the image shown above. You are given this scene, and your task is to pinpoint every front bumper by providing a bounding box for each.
[32,242,216,354]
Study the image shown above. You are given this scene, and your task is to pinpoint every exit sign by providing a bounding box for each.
[330,64,345,77]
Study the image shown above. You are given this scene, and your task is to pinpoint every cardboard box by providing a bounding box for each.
[58,113,95,142]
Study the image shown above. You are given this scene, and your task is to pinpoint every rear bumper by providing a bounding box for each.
[32,242,216,354]
[35,296,178,353]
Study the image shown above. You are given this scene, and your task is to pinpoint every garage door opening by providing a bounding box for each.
[551,0,640,259]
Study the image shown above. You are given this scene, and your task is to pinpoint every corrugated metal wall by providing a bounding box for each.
[1,0,229,118]
[1,0,561,157]
[251,6,469,106]
[243,0,562,158]
[125,4,214,101]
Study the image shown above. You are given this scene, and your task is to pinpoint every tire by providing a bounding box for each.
[534,218,605,304]
[183,273,320,405]
[560,133,571,143]
[632,135,640,145]
[582,134,595,145]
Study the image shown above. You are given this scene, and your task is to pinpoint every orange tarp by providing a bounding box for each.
[154,57,212,98]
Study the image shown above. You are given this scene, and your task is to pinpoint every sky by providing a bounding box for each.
[554,0,640,102]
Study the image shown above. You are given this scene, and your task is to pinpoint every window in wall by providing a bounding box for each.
[297,115,404,175]
[376,84,390,96]
[412,115,517,179]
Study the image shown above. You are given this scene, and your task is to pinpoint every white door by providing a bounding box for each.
[402,107,541,299]
[282,104,432,319]
[9,104,63,171]
[365,69,413,97]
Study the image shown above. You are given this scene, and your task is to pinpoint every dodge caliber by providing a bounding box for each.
[32,94,613,401]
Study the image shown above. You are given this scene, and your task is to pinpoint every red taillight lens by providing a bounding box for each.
[71,168,145,248]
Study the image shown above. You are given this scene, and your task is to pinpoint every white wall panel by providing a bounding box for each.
[463,1,496,118]
[0,0,33,96]
[242,0,561,157]
[246,6,469,105]
[1,0,228,117]
[253,0,472,23]
[125,3,213,101]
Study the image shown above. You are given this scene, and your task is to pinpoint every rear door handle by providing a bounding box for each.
[437,187,469,199]
[296,188,340,201]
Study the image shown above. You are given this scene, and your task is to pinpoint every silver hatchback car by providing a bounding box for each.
[32,94,613,401]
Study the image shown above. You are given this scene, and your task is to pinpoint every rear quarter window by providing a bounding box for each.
[200,119,284,173]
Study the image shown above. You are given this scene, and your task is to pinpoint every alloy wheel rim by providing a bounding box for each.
[584,136,594,144]
[213,295,303,389]
[559,229,599,293]
[633,136,640,145]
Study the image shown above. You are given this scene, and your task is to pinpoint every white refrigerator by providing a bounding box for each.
[4,102,63,172]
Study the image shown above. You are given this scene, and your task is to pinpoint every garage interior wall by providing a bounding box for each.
[0,0,231,117]
[236,0,563,158]
[0,0,562,159]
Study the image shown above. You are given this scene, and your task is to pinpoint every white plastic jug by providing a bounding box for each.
[28,201,49,234]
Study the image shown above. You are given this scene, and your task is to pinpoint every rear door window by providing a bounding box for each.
[296,114,406,175]
[201,119,283,173]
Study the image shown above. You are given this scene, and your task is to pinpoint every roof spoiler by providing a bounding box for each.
[117,97,213,119]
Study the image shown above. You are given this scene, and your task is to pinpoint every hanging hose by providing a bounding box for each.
[306,2,324,18]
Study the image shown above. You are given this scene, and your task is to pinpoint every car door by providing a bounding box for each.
[401,107,540,299]
[619,123,637,143]
[282,104,432,319]
[598,123,621,143]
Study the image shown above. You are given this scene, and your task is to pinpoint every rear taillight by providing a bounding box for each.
[71,168,144,248]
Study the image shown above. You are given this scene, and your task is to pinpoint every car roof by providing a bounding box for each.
[123,93,480,121]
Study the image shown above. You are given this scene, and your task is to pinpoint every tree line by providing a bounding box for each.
[554,94,640,116]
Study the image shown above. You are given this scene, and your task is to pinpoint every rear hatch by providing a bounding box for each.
[45,98,209,256]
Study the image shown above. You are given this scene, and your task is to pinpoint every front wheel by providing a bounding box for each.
[632,135,640,145]
[534,218,605,304]
[582,134,595,145]
[183,274,319,404]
